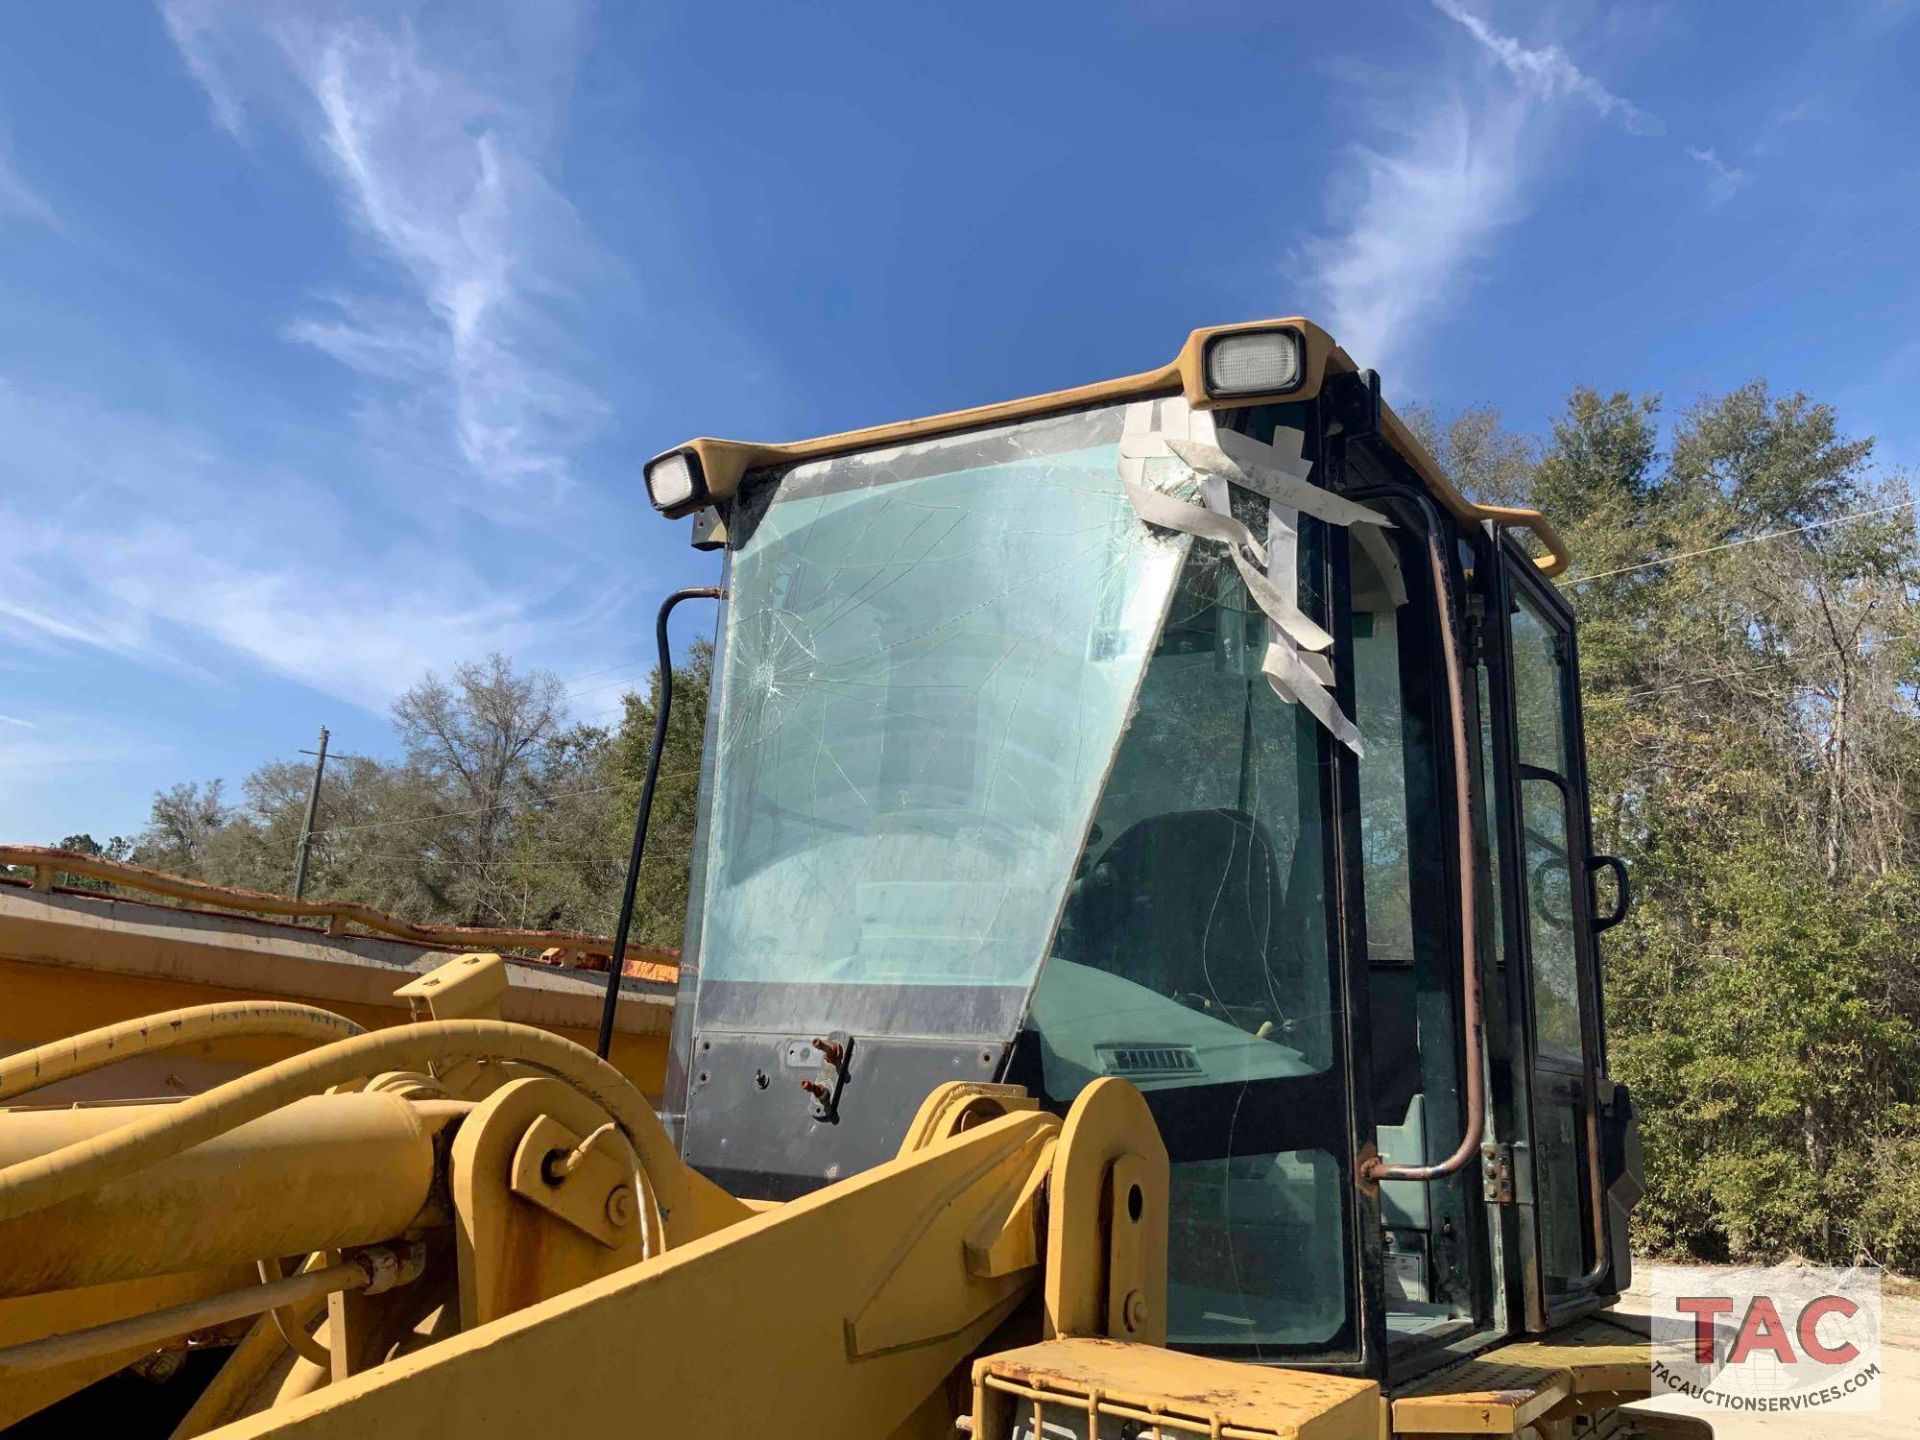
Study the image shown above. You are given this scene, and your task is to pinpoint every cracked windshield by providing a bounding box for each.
[701,403,1353,1353]
[698,406,1180,1035]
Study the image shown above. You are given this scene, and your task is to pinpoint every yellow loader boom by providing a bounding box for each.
[0,954,1677,1439]
[0,953,1318,1438]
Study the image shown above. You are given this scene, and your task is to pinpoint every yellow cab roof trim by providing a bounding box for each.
[664,318,1569,576]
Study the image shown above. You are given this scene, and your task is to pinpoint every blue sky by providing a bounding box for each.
[2,0,1917,843]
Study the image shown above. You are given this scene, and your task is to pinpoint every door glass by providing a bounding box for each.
[1507,584,1596,1294]
[1027,507,1351,1357]
[1356,606,1414,959]
[1477,665,1507,974]
[1353,536,1475,1345]
[1510,597,1583,1068]
[1509,598,1570,773]
[1534,1090,1587,1285]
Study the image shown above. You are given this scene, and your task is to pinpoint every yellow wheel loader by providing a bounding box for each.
[0,320,1695,1438]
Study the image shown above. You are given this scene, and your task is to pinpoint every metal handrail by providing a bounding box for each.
[1343,488,1486,1186]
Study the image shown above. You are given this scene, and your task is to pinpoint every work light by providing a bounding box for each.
[1203,329,1304,399]
[645,448,706,516]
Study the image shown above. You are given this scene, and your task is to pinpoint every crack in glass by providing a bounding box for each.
[690,398,1369,1357]
[695,407,1181,1035]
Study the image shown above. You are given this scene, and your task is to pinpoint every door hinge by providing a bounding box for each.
[1482,1142,1516,1204]
[1464,593,1487,668]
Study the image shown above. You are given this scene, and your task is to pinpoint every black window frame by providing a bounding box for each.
[1477,527,1619,1333]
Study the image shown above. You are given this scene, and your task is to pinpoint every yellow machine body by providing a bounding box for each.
[0,321,1691,1438]
[0,846,675,1104]
[0,954,1685,1439]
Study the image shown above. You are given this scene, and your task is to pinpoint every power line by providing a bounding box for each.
[557,656,644,690]
[1511,206,1920,589]
[306,767,700,839]
[1556,497,1918,588]
[1614,631,1920,704]
[565,673,650,703]
[578,699,645,725]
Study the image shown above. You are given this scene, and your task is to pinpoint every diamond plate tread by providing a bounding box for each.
[1392,1315,1654,1435]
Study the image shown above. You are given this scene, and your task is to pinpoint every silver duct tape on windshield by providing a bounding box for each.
[1118,399,1388,755]
[1169,428,1392,529]
[1354,522,1409,608]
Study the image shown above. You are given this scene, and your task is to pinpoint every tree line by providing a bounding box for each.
[29,375,1920,1271]
[38,647,711,950]
[1414,380,1920,1272]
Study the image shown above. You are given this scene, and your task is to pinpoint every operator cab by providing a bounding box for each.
[647,322,1640,1383]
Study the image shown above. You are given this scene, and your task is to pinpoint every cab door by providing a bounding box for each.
[1483,537,1615,1328]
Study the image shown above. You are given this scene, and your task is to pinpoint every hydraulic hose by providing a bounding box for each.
[0,1002,366,1103]
[0,1020,684,1232]
[0,1255,382,1381]
[597,585,725,1059]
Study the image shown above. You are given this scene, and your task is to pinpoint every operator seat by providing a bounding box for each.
[1071,807,1294,1030]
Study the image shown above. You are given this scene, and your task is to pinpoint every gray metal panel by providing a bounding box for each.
[682,1029,1003,1201]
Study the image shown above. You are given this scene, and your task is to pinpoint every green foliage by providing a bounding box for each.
[1484,378,1920,1269]
[92,647,712,950]
[1859,1122,1920,1270]
[607,639,712,948]
[47,832,134,892]
[1612,848,1920,1264]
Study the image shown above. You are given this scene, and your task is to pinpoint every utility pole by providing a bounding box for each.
[294,726,329,901]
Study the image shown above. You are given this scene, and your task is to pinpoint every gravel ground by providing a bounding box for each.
[1614,1267,1918,1438]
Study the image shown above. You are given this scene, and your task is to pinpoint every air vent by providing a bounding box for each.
[1098,1044,1199,1077]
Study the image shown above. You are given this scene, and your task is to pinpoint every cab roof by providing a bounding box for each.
[652,318,1567,576]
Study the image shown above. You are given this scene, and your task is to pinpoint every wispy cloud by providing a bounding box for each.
[0,707,173,842]
[0,712,163,780]
[0,371,630,713]
[1304,3,1741,373]
[160,0,247,137]
[0,715,41,730]
[1301,93,1530,378]
[1687,145,1748,206]
[1300,2,1648,373]
[0,145,57,228]
[160,2,605,490]
[0,4,646,727]
[1751,100,1812,158]
[1431,0,1663,136]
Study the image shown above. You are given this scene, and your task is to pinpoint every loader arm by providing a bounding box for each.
[8,956,1352,1440]
[203,1078,1172,1440]
[0,963,1674,1440]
